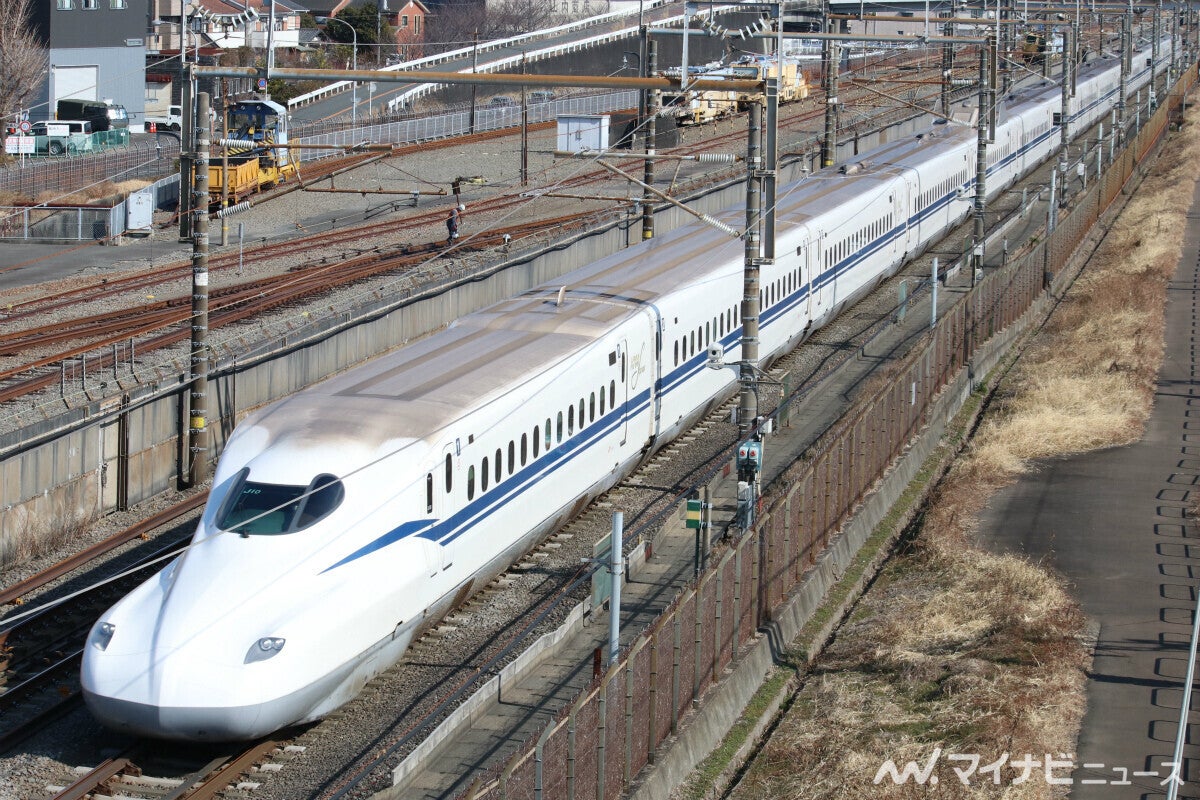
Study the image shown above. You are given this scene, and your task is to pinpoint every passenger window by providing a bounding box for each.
[508,441,515,475]
[520,433,528,465]
[674,340,679,366]
[467,466,475,501]
[557,411,564,442]
[609,381,615,408]
[545,419,552,450]
[495,449,502,482]
[426,473,433,513]
[568,406,575,435]
[481,457,489,491]
[590,392,596,422]
[445,454,452,493]
[578,399,585,426]
[533,425,540,457]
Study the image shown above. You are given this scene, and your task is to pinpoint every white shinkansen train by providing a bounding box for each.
[82,39,1171,741]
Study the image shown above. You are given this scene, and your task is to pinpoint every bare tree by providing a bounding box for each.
[424,0,565,54]
[0,0,47,124]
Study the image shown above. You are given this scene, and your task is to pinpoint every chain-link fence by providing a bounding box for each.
[0,139,180,198]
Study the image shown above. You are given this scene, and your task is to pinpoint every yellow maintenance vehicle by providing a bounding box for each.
[208,99,297,205]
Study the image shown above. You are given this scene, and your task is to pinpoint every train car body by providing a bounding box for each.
[82,38,1171,741]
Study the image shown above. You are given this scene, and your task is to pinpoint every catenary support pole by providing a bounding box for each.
[642,40,658,240]
[188,92,211,488]
[972,42,989,282]
[180,61,194,241]
[739,101,763,434]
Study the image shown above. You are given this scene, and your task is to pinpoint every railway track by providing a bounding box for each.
[43,740,287,800]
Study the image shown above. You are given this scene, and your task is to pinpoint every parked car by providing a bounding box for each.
[488,95,517,107]
[30,119,93,155]
[529,90,556,104]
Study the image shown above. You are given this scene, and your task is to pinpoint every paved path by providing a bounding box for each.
[975,180,1200,797]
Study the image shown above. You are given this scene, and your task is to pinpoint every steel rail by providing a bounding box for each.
[48,757,134,800]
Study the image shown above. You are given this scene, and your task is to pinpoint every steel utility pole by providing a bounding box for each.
[469,30,479,134]
[642,40,658,241]
[739,100,763,434]
[972,40,989,283]
[1061,26,1074,151]
[179,30,195,241]
[821,3,840,169]
[520,53,528,186]
[1118,11,1130,142]
[942,0,956,117]
[188,92,212,488]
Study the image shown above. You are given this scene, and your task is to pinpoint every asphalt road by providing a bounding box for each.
[975,181,1200,797]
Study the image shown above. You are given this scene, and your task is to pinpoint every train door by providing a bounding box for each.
[810,235,822,314]
[617,340,629,446]
[798,242,812,320]
[639,309,664,452]
[896,186,913,257]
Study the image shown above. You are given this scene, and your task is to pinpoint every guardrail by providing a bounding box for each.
[384,19,675,113]
[288,0,720,115]
[288,1,672,110]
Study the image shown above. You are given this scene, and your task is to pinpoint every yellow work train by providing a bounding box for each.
[207,99,297,205]
[663,57,810,126]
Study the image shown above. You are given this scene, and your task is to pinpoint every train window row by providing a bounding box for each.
[920,170,970,211]
[427,379,621,509]
[1020,120,1050,147]
[985,139,1012,168]
[760,255,810,313]
[673,306,741,367]
[823,213,894,269]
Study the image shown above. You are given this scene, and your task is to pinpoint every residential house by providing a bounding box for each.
[392,0,428,60]
[148,0,307,54]
[317,0,427,62]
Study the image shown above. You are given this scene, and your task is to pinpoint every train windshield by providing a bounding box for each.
[217,471,345,535]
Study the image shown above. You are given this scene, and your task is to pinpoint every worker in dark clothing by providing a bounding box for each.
[446,205,460,244]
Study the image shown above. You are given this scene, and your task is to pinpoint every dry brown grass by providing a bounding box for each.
[725,106,1200,800]
[33,178,151,207]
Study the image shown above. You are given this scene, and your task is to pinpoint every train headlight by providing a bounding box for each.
[92,622,116,651]
[245,636,286,663]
